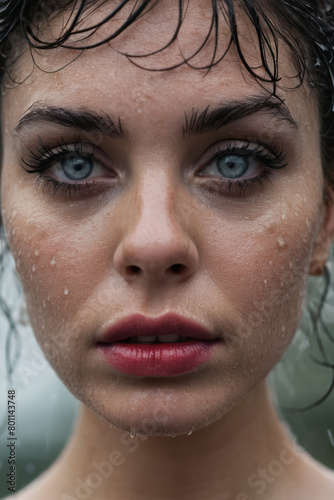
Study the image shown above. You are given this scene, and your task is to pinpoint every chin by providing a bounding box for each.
[81,381,245,437]
[99,407,222,437]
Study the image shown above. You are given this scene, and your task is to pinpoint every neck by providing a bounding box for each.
[50,381,302,500]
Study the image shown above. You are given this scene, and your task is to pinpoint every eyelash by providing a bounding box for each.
[199,142,288,194]
[20,138,104,196]
[20,139,288,197]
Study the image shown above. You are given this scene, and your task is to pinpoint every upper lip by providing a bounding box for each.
[100,313,216,343]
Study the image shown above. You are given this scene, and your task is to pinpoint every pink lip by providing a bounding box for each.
[97,313,220,377]
[100,313,216,342]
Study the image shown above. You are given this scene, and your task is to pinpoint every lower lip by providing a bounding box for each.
[97,340,219,377]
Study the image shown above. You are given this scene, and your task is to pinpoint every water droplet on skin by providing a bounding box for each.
[277,236,286,248]
[34,249,39,256]
[50,257,56,266]
[281,214,286,220]
[187,429,193,436]
[282,325,286,333]
[130,428,136,438]
[32,264,36,272]
[264,279,267,285]
[64,287,69,296]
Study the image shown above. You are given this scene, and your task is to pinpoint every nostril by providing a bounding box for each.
[169,263,185,274]
[125,265,141,276]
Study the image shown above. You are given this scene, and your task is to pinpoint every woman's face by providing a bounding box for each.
[1,3,333,435]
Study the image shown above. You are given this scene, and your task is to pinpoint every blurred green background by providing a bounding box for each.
[0,270,333,498]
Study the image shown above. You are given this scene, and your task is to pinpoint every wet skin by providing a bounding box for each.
[2,3,334,500]
[1,4,334,438]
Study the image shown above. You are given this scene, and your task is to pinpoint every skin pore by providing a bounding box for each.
[1,2,334,499]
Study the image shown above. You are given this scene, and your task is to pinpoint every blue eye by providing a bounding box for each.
[216,155,249,179]
[51,152,107,182]
[203,150,258,181]
[60,155,94,180]
[199,140,289,184]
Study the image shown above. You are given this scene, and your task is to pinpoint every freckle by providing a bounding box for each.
[64,287,69,296]
[50,257,56,266]
[277,236,286,248]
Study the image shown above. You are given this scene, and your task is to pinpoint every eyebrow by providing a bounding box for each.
[183,95,298,136]
[15,95,297,141]
[15,106,125,140]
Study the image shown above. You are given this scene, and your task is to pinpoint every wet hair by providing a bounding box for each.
[0,0,334,408]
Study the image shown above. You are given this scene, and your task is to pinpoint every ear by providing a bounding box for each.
[309,188,334,276]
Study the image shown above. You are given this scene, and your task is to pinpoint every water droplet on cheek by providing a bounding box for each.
[277,236,286,249]
[50,257,56,266]
[34,249,39,257]
[64,287,69,296]
[32,264,36,272]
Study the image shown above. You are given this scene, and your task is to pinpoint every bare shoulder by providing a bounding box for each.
[1,469,64,500]
[1,484,45,500]
[294,452,334,500]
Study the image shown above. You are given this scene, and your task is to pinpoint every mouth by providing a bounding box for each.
[99,312,217,342]
[97,313,220,377]
[117,334,194,343]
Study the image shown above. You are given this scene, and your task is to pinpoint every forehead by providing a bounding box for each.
[3,0,316,134]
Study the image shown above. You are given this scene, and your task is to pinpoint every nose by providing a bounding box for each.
[113,175,199,283]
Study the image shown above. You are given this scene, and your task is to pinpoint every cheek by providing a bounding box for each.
[1,173,112,343]
[202,194,322,369]
[6,214,110,330]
